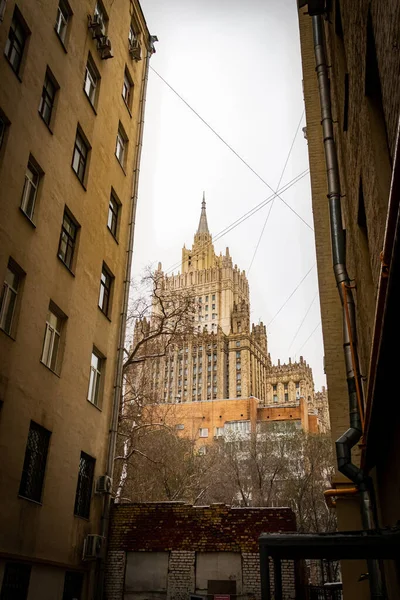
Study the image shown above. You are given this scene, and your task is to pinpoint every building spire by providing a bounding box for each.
[197,191,209,235]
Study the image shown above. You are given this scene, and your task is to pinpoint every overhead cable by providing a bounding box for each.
[267,262,316,327]
[150,67,313,232]
[248,109,305,274]
[164,169,309,275]
[288,291,318,352]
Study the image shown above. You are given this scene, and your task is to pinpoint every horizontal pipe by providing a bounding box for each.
[324,487,358,508]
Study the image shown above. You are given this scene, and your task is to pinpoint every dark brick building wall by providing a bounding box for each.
[105,502,296,600]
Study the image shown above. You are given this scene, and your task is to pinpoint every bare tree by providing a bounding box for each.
[114,266,197,503]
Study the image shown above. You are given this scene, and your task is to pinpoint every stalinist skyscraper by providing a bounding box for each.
[136,197,329,434]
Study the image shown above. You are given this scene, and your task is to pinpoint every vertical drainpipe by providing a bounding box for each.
[311,14,385,599]
[95,34,157,600]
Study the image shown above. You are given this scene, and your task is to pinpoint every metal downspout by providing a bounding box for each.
[95,36,156,599]
[311,14,385,599]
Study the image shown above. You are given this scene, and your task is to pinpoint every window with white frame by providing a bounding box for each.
[0,260,22,336]
[215,426,224,437]
[98,263,113,316]
[115,124,127,166]
[93,1,107,34]
[55,0,71,44]
[41,305,64,373]
[84,55,99,106]
[175,424,184,430]
[198,446,207,456]
[128,23,136,44]
[199,427,208,438]
[225,420,250,434]
[122,68,133,109]
[21,159,40,220]
[88,349,103,406]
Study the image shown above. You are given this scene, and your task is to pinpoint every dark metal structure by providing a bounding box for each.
[258,528,400,600]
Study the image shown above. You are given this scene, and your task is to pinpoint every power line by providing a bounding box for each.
[288,291,318,352]
[248,109,305,274]
[295,321,321,356]
[267,262,316,327]
[150,66,313,232]
[164,169,309,275]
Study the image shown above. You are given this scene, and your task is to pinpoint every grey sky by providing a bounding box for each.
[133,0,326,390]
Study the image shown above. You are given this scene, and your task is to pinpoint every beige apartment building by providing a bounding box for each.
[132,200,329,439]
[297,1,400,598]
[0,1,154,599]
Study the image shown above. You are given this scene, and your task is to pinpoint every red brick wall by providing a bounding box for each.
[108,502,296,554]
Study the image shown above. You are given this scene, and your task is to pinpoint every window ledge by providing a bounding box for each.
[0,327,16,341]
[73,513,90,521]
[83,91,98,115]
[18,495,43,506]
[98,305,112,322]
[87,398,102,411]
[40,360,61,378]
[4,55,22,82]
[115,155,126,175]
[38,111,54,134]
[71,166,87,191]
[107,226,119,244]
[57,254,75,276]
[19,207,37,228]
[54,28,68,53]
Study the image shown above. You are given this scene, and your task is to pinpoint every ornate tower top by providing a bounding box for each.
[197,192,209,235]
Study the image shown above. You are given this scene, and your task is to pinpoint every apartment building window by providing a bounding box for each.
[5,8,29,76]
[72,128,89,184]
[199,428,208,438]
[62,572,83,600]
[236,341,240,347]
[0,110,10,151]
[122,68,133,110]
[296,382,300,400]
[0,563,31,600]
[41,304,65,373]
[273,384,278,403]
[99,264,113,316]
[108,191,120,238]
[115,123,128,167]
[74,452,95,518]
[88,350,103,406]
[19,421,51,502]
[128,22,136,44]
[84,54,100,107]
[55,0,71,44]
[39,69,58,127]
[94,1,107,34]
[21,158,41,221]
[0,260,23,336]
[58,209,78,270]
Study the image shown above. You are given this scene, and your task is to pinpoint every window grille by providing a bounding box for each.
[0,562,31,600]
[74,452,95,518]
[19,421,51,502]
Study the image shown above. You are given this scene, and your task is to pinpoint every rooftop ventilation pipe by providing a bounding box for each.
[311,13,385,599]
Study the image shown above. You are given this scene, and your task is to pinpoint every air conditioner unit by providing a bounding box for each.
[88,14,104,39]
[82,534,105,561]
[99,37,113,60]
[129,38,141,61]
[96,475,112,494]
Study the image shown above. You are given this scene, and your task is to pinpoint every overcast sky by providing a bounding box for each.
[133,0,326,390]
